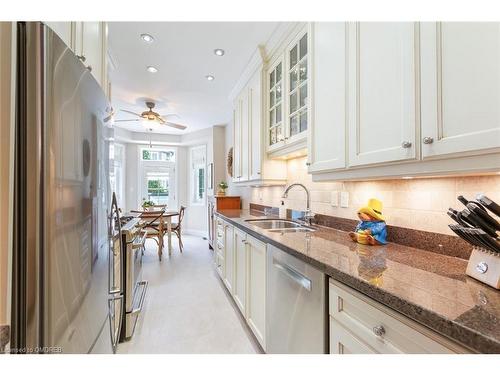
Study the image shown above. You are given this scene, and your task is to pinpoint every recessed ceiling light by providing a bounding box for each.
[206,75,215,81]
[214,48,225,56]
[141,33,154,43]
[147,66,158,73]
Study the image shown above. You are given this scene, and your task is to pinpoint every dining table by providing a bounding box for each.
[129,209,179,259]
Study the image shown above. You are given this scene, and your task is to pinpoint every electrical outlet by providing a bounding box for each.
[330,191,339,207]
[340,191,349,208]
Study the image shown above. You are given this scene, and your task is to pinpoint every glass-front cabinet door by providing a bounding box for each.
[266,26,309,155]
[268,58,284,150]
[287,31,308,142]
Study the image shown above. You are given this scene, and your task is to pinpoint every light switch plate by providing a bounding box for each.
[330,191,339,207]
[340,191,349,208]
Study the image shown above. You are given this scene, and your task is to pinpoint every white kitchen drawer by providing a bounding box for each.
[330,317,376,354]
[329,279,469,353]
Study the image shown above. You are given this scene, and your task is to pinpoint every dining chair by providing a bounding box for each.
[171,206,186,252]
[131,209,166,260]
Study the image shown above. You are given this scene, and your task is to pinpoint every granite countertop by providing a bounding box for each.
[215,209,500,354]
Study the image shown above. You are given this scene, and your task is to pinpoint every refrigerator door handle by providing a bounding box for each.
[108,239,121,295]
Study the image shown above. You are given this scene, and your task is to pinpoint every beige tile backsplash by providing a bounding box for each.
[233,157,500,235]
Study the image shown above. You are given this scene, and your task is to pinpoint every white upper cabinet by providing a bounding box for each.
[348,22,418,166]
[267,58,285,151]
[308,22,346,172]
[45,22,74,49]
[420,22,500,158]
[309,21,500,181]
[286,30,309,145]
[248,70,263,180]
[265,25,310,158]
[45,22,108,91]
[231,54,287,186]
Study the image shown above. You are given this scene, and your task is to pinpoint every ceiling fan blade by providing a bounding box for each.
[165,122,187,130]
[159,113,179,119]
[114,119,141,123]
[120,109,142,117]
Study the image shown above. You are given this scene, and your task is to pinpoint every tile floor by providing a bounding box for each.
[117,235,260,354]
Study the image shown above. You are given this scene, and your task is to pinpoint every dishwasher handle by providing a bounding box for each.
[273,258,312,291]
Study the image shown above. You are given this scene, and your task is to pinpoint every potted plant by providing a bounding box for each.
[217,181,228,196]
[142,198,155,210]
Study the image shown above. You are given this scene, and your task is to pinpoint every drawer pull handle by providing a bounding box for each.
[372,325,385,337]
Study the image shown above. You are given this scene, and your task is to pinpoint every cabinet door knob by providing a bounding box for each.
[306,162,311,166]
[76,55,86,62]
[401,141,412,149]
[423,136,434,144]
[86,65,92,72]
[372,325,386,337]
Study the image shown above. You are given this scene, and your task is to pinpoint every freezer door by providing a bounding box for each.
[12,22,114,353]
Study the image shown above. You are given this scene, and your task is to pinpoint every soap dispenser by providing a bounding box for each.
[279,200,287,219]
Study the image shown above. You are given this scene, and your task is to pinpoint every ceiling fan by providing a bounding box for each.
[108,101,187,130]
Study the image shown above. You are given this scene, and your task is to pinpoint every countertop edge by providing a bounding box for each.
[215,211,499,354]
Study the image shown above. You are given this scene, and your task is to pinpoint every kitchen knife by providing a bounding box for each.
[471,228,500,253]
[461,208,498,238]
[463,228,497,250]
[467,203,500,231]
[449,224,483,247]
[448,209,473,227]
[457,195,487,213]
[476,194,500,218]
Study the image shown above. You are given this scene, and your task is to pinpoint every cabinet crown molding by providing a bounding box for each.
[228,22,302,102]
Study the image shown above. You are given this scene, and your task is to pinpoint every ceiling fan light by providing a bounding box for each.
[141,33,154,43]
[146,66,158,73]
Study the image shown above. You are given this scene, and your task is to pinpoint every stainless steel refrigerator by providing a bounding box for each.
[10,22,122,354]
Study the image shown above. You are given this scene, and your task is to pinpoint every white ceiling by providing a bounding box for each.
[108,22,280,134]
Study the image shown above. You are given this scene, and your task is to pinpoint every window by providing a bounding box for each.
[146,172,170,205]
[141,149,175,162]
[139,147,177,209]
[190,145,206,205]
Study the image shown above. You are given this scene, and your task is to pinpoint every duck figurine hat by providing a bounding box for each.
[349,198,388,245]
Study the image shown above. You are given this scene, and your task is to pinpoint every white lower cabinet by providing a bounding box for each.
[245,235,267,350]
[215,219,267,350]
[330,318,376,354]
[233,228,247,315]
[223,223,234,294]
[329,279,470,354]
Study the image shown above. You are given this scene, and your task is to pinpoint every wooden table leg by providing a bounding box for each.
[167,216,172,256]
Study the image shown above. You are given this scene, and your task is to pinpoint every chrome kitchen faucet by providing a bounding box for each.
[281,183,315,225]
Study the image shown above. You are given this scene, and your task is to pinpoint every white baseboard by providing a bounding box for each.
[183,229,208,238]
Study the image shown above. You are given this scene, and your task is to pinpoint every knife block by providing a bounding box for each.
[466,247,500,289]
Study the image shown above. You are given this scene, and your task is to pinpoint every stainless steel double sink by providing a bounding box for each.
[244,218,316,233]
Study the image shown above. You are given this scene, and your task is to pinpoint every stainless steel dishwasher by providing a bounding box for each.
[266,244,327,353]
